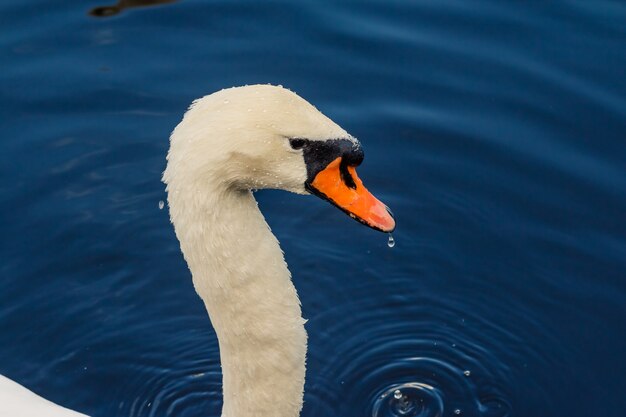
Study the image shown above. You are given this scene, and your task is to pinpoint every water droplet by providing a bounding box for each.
[454,409,462,415]
[387,234,395,248]
[374,383,444,417]
[463,370,471,376]
[158,200,164,210]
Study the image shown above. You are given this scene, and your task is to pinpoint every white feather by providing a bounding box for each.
[164,85,353,417]
[0,375,88,417]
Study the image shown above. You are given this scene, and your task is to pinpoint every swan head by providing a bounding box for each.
[164,84,395,232]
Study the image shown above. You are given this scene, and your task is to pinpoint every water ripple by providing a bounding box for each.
[305,293,528,417]
[373,383,444,417]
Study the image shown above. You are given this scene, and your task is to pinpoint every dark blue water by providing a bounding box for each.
[1,1,625,416]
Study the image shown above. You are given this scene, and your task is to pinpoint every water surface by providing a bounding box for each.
[1,1,625,416]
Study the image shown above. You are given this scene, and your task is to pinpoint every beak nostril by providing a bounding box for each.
[339,160,357,189]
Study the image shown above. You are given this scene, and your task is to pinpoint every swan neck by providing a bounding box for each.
[167,183,307,417]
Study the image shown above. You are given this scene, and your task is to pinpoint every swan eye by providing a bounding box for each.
[289,138,307,150]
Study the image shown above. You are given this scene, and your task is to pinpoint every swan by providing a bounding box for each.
[0,374,88,417]
[0,84,395,417]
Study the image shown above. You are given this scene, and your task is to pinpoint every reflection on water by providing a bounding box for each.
[89,0,178,17]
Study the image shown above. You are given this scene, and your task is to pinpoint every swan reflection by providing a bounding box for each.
[89,0,178,17]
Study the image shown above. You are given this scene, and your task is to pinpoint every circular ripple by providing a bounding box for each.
[304,290,527,417]
[373,383,444,417]
[120,345,222,417]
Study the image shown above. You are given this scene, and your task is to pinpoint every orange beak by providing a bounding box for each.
[307,157,395,232]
